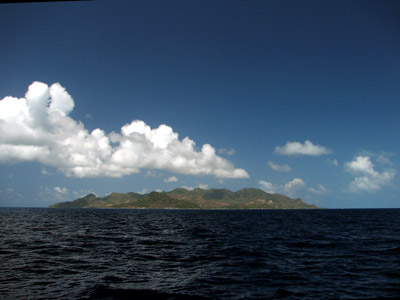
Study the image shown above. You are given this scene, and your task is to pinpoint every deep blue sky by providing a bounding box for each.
[0,0,399,208]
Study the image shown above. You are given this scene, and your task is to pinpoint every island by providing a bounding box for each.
[50,188,319,209]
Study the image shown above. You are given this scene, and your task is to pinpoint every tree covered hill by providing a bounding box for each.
[50,188,318,209]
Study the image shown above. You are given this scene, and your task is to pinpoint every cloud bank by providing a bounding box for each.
[275,140,331,156]
[0,82,249,179]
[345,156,395,192]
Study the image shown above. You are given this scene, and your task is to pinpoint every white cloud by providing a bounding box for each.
[39,186,69,203]
[284,178,305,191]
[326,159,339,167]
[259,178,305,196]
[268,161,291,172]
[259,180,279,194]
[275,140,331,156]
[346,156,375,175]
[54,186,68,194]
[308,184,329,195]
[138,188,148,195]
[376,152,395,166]
[145,170,158,177]
[0,188,24,201]
[181,184,209,191]
[164,176,178,183]
[260,178,328,198]
[217,148,236,156]
[345,156,396,193]
[0,82,249,179]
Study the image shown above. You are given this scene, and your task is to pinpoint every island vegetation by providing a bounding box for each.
[50,188,319,209]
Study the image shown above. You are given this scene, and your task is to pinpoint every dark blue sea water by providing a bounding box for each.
[1,208,399,300]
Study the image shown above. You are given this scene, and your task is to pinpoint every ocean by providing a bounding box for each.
[1,208,399,300]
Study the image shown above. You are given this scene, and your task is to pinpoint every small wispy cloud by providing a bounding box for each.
[268,161,291,172]
[308,184,329,195]
[145,170,158,177]
[138,188,148,195]
[259,180,279,194]
[260,178,328,198]
[164,176,178,183]
[376,152,395,166]
[259,178,305,196]
[275,140,331,156]
[54,186,68,194]
[181,184,208,191]
[217,148,236,156]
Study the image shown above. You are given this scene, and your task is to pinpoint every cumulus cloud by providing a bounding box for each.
[0,82,249,179]
[259,178,305,196]
[164,176,178,183]
[345,156,396,193]
[275,140,331,156]
[284,178,306,192]
[268,161,291,172]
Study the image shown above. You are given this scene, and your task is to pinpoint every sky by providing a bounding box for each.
[0,0,399,208]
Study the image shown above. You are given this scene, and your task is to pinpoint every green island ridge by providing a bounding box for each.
[50,188,319,209]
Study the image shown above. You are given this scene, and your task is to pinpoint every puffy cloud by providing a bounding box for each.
[284,178,306,192]
[164,176,178,183]
[268,161,291,172]
[275,140,331,156]
[0,82,249,179]
[345,156,396,193]
[346,156,375,175]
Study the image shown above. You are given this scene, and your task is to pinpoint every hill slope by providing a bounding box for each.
[50,188,318,209]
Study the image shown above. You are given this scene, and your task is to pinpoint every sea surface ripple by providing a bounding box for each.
[1,208,400,299]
